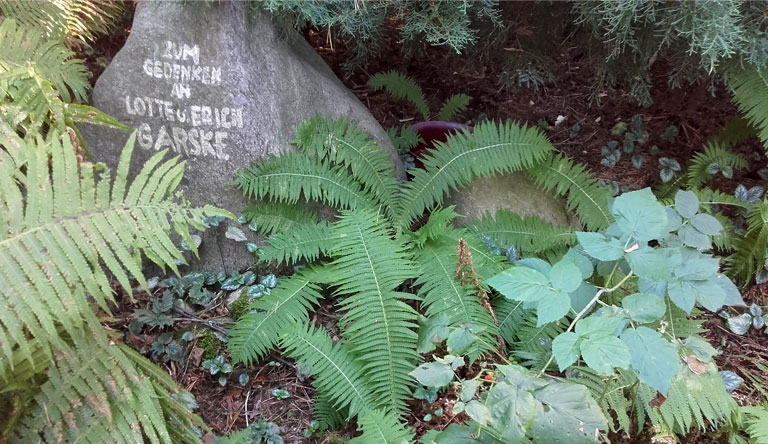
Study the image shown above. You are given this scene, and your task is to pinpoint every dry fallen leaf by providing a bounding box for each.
[684,354,708,375]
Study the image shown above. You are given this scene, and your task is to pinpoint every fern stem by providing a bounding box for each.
[536,272,635,377]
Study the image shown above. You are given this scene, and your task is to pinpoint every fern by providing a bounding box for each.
[437,93,471,121]
[472,210,576,255]
[726,201,768,283]
[413,234,498,360]
[742,406,768,444]
[0,18,89,102]
[492,297,529,346]
[327,210,419,414]
[228,272,323,365]
[729,67,768,154]
[508,308,566,370]
[280,323,375,419]
[348,409,416,444]
[292,115,401,222]
[368,70,431,120]
[234,153,377,212]
[258,221,335,265]
[313,394,346,431]
[686,142,748,188]
[571,366,635,433]
[0,0,125,49]
[242,202,319,236]
[397,120,554,228]
[527,154,614,231]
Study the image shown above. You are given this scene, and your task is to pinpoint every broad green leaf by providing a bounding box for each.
[627,247,671,281]
[694,279,726,312]
[536,291,571,326]
[569,282,597,312]
[460,379,482,402]
[410,361,454,388]
[727,313,752,335]
[714,275,745,307]
[447,325,476,355]
[421,424,481,444]
[673,252,719,280]
[580,334,631,374]
[487,267,553,302]
[668,280,696,314]
[611,188,668,241]
[417,314,451,353]
[638,278,667,298]
[516,258,552,276]
[690,213,723,235]
[622,293,666,323]
[575,316,623,337]
[496,365,548,391]
[576,232,624,261]
[549,259,582,293]
[551,332,581,371]
[678,225,711,250]
[674,190,699,218]
[531,383,607,444]
[683,336,718,362]
[564,249,593,280]
[464,400,491,426]
[485,381,536,442]
[620,327,679,395]
[665,207,682,232]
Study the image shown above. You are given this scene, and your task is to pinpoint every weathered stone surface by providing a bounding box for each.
[444,173,578,227]
[80,1,404,273]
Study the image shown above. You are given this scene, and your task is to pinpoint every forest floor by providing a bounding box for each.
[91,7,768,443]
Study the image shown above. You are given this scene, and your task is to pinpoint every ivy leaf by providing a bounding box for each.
[531,383,608,444]
[576,232,624,261]
[611,188,668,241]
[551,332,581,371]
[225,226,248,242]
[620,327,679,395]
[631,155,643,169]
[536,291,571,326]
[487,267,555,302]
[549,259,582,293]
[580,334,631,374]
[622,293,666,323]
[674,190,699,219]
[659,167,676,183]
[727,313,752,335]
[690,213,722,236]
[485,381,536,442]
[410,361,455,388]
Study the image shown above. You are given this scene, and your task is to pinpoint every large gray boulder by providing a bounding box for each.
[444,173,578,227]
[81,1,404,273]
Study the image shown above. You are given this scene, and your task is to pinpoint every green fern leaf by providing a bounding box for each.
[397,121,554,229]
[0,132,227,370]
[571,366,634,433]
[259,221,334,265]
[292,116,400,221]
[686,142,748,188]
[472,210,576,255]
[313,394,347,431]
[228,272,322,365]
[728,67,768,154]
[280,323,375,419]
[234,153,377,212]
[242,201,320,236]
[327,210,419,414]
[492,297,529,346]
[726,201,768,283]
[413,235,498,360]
[368,70,431,120]
[742,406,768,444]
[527,154,614,231]
[348,409,415,444]
[437,93,471,121]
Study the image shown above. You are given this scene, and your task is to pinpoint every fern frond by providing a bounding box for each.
[509,309,565,370]
[527,154,614,231]
[742,405,768,444]
[571,366,635,433]
[0,132,227,370]
[348,409,415,444]
[397,121,554,229]
[729,67,768,153]
[11,325,205,444]
[228,272,323,365]
[327,210,419,415]
[413,236,498,360]
[387,126,423,152]
[709,116,756,147]
[234,153,377,212]
[492,297,529,346]
[258,221,334,265]
[280,323,375,419]
[686,142,748,188]
[368,70,430,120]
[293,116,400,220]
[472,210,576,255]
[0,0,125,49]
[0,18,89,102]
[313,394,347,431]
[437,93,471,121]
[726,201,768,283]
[242,201,320,236]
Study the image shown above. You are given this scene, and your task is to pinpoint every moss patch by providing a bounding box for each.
[198,330,222,360]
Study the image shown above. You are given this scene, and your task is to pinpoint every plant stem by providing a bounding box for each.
[536,271,635,377]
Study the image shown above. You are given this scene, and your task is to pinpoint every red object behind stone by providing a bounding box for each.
[410,121,472,169]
